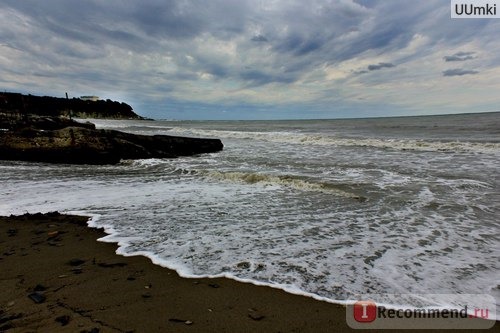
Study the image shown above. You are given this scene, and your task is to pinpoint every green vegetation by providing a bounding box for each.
[0,92,141,119]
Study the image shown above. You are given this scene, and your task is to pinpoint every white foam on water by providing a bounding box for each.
[1,161,498,310]
[2,115,499,311]
[166,127,500,154]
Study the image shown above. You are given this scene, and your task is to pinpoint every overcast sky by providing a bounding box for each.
[1,0,499,119]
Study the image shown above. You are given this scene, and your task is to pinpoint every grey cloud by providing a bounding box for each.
[0,1,444,66]
[309,1,446,64]
[368,63,395,71]
[0,1,439,91]
[251,35,268,42]
[442,69,479,76]
[240,70,295,87]
[444,55,474,62]
[0,0,498,117]
[0,0,233,47]
[274,34,325,56]
[354,62,395,75]
[443,51,476,62]
[0,2,146,54]
[130,1,206,39]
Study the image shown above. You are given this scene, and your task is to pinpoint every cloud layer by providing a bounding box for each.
[443,69,479,77]
[0,0,499,119]
[443,51,477,62]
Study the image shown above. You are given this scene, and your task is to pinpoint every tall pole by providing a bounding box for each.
[65,92,73,120]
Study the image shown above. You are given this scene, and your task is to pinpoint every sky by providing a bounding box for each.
[1,0,499,120]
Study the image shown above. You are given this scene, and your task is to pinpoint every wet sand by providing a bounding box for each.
[0,212,498,332]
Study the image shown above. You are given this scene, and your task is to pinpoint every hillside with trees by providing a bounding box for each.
[0,92,142,119]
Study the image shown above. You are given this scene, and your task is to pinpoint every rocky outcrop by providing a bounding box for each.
[0,124,223,165]
[0,115,96,131]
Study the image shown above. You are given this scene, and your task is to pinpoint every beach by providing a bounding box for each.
[1,114,499,332]
[0,212,347,332]
[1,212,498,332]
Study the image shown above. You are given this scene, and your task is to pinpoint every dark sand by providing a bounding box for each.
[0,213,498,333]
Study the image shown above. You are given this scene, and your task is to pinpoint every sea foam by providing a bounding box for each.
[2,115,499,310]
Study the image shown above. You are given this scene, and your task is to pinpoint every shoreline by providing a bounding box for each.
[0,212,498,332]
[87,213,345,307]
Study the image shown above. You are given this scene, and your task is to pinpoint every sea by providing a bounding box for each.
[1,112,499,310]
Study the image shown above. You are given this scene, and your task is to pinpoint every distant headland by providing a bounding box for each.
[0,91,142,119]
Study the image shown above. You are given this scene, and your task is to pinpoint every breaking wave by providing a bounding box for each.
[200,170,365,200]
[168,127,500,154]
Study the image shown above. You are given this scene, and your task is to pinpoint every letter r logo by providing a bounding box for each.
[353,301,377,322]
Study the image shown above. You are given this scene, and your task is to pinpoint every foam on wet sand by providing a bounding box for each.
[1,212,497,332]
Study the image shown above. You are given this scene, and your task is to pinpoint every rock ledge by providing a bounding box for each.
[0,117,223,164]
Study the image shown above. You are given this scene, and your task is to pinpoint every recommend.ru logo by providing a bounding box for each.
[346,294,496,330]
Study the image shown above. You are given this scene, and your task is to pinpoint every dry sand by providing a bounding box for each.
[0,212,498,333]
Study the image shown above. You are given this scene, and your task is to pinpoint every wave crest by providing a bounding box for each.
[168,127,500,154]
[201,170,365,200]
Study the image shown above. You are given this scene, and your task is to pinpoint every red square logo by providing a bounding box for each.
[353,301,377,323]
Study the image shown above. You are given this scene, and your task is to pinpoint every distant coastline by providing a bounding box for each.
[0,91,143,119]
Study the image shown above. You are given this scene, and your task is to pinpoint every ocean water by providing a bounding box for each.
[1,112,499,309]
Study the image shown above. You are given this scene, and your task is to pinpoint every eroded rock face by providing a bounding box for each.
[0,125,223,165]
[0,115,96,131]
